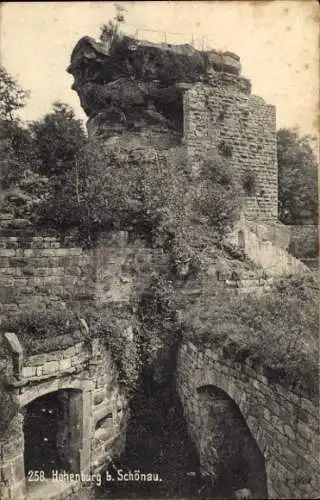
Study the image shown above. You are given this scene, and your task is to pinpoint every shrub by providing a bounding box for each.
[34,140,187,247]
[137,273,182,370]
[65,302,141,394]
[192,150,241,239]
[100,4,126,45]
[30,102,86,178]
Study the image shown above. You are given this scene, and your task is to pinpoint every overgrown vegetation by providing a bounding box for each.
[33,141,188,248]
[193,150,241,240]
[1,308,84,354]
[0,50,318,409]
[137,273,182,373]
[81,302,142,394]
[277,128,318,224]
[0,68,86,219]
[184,275,319,399]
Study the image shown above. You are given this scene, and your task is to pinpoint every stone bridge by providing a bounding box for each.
[176,341,319,499]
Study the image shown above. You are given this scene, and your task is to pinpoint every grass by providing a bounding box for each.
[1,307,85,355]
[183,276,319,400]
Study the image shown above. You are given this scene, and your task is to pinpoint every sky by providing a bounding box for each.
[1,1,319,138]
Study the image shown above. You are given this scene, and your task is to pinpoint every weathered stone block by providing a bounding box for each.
[0,277,14,286]
[297,422,314,443]
[283,424,295,440]
[22,365,36,378]
[94,388,106,406]
[0,249,16,257]
[60,358,72,371]
[43,360,60,374]
[39,248,62,257]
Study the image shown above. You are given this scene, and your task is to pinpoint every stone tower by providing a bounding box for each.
[67,34,278,221]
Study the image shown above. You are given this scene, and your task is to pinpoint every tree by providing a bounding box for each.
[0,67,35,194]
[31,101,86,178]
[193,150,242,239]
[100,3,126,44]
[0,65,30,121]
[0,73,86,218]
[277,128,318,224]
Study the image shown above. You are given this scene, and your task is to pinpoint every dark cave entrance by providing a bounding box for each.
[23,389,82,481]
[197,385,268,499]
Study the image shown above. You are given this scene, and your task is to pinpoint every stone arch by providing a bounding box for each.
[17,377,93,409]
[23,388,83,478]
[194,369,270,457]
[196,384,268,499]
[13,378,94,499]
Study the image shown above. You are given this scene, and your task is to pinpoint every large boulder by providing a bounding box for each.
[67,34,242,139]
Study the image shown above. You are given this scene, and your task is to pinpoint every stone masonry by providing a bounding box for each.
[66,34,314,278]
[182,78,277,220]
[0,222,169,500]
[0,32,315,500]
[0,221,168,322]
[0,334,127,500]
[177,341,319,500]
[68,35,278,222]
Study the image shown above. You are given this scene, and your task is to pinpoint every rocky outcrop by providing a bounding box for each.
[67,35,241,88]
[67,35,243,136]
[67,31,281,225]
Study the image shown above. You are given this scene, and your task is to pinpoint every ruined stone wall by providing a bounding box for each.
[0,336,127,500]
[183,77,278,220]
[0,228,92,320]
[0,226,168,499]
[67,34,278,222]
[0,225,168,322]
[227,220,311,277]
[91,231,168,305]
[176,341,319,500]
[216,274,275,295]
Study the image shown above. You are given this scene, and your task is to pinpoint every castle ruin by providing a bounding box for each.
[0,33,318,500]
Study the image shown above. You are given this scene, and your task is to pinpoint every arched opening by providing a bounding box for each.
[238,230,245,251]
[197,385,268,499]
[23,389,83,486]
